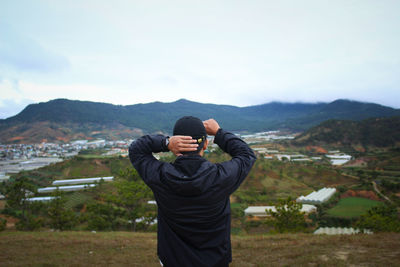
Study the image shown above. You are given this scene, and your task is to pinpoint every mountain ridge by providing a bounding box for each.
[1,98,399,143]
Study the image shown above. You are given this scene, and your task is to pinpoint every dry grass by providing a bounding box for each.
[0,200,5,210]
[0,232,399,267]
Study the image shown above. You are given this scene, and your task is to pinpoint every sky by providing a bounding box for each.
[1,0,400,119]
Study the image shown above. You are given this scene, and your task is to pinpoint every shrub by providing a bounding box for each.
[47,191,77,230]
[16,214,43,231]
[356,205,400,232]
[266,197,307,233]
[0,218,6,231]
[87,214,112,231]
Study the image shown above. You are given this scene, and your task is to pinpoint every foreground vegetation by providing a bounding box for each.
[0,231,399,266]
[1,146,399,233]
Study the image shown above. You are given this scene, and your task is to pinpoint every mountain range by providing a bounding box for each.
[0,98,399,143]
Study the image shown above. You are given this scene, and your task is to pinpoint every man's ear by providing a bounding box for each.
[203,139,209,151]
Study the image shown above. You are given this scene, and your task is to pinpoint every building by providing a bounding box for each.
[326,153,352,165]
[38,184,96,193]
[297,187,337,204]
[244,204,317,217]
[52,176,114,185]
[26,196,58,202]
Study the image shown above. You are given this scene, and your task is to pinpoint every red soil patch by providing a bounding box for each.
[306,146,327,154]
[8,136,24,141]
[246,216,263,222]
[354,146,366,152]
[341,190,380,201]
[56,136,69,142]
[80,204,87,213]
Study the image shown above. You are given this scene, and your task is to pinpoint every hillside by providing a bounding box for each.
[232,158,359,203]
[8,152,359,204]
[9,156,132,187]
[292,117,400,149]
[1,98,399,143]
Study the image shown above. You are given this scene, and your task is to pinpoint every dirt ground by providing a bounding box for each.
[0,232,399,266]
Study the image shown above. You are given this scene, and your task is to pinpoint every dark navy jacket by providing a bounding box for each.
[129,129,256,267]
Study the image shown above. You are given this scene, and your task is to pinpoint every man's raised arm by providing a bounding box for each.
[204,119,256,194]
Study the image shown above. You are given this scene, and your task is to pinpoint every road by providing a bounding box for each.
[372,181,392,203]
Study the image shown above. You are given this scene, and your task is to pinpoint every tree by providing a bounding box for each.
[0,218,6,231]
[356,204,400,232]
[266,197,307,233]
[5,178,42,230]
[86,202,125,231]
[47,190,77,230]
[106,168,154,231]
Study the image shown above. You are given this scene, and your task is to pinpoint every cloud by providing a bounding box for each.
[0,98,34,119]
[0,22,70,73]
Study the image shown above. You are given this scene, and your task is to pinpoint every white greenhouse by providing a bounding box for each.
[297,187,336,204]
[314,227,373,235]
[244,204,317,217]
[26,196,58,202]
[52,176,114,185]
[38,184,96,193]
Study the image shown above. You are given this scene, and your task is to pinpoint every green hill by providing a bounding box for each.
[1,98,399,143]
[292,117,400,149]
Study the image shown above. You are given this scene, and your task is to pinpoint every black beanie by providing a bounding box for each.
[173,116,207,154]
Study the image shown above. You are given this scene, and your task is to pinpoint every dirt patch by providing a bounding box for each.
[266,170,279,179]
[341,190,380,201]
[346,158,368,167]
[8,136,25,142]
[0,214,19,229]
[319,255,329,261]
[335,250,349,261]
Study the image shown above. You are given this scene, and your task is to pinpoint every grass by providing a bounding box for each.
[327,197,383,218]
[0,231,399,266]
[65,192,93,209]
[76,155,116,159]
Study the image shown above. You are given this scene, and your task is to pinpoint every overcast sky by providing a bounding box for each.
[1,0,400,119]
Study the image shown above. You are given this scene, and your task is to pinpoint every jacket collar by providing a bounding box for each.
[173,154,207,177]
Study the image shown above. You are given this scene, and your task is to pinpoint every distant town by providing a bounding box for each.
[0,130,352,181]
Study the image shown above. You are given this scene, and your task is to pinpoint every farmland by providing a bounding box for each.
[327,197,383,218]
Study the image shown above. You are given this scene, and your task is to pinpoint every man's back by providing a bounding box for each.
[129,119,256,267]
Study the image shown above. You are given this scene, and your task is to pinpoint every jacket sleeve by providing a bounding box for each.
[128,134,169,186]
[214,129,256,195]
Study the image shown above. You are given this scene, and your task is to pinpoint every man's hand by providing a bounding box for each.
[168,136,198,156]
[203,119,220,136]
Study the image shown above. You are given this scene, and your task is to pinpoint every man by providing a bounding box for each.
[129,116,256,267]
